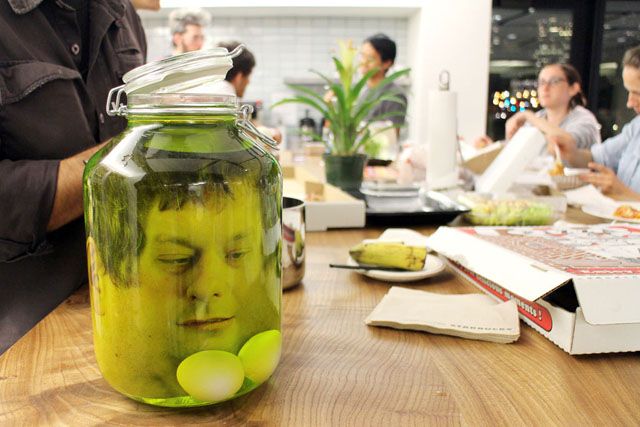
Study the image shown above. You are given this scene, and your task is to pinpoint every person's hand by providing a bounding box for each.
[473,135,493,149]
[505,111,528,140]
[323,90,335,103]
[256,126,282,144]
[547,134,576,162]
[271,128,283,144]
[579,162,635,197]
[131,0,160,10]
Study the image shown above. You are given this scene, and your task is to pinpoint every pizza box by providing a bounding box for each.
[426,224,640,354]
[283,166,365,231]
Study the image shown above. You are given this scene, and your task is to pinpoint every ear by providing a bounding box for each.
[381,59,393,72]
[232,72,249,86]
[231,72,242,83]
[568,82,580,97]
[172,33,181,47]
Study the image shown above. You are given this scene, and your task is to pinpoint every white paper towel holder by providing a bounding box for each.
[424,70,459,191]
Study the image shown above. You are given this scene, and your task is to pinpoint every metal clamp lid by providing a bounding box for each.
[237,104,279,151]
[106,84,126,116]
[106,45,245,117]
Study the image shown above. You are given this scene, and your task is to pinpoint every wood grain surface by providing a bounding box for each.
[1,222,639,426]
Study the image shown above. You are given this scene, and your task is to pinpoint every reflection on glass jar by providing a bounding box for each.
[282,197,305,290]
[83,48,282,407]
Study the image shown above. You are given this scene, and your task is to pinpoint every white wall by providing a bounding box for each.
[408,0,492,144]
[139,12,409,129]
[139,0,492,143]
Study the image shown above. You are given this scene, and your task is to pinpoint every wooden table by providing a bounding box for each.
[1,224,639,426]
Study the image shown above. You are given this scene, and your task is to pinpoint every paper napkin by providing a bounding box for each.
[366,287,520,343]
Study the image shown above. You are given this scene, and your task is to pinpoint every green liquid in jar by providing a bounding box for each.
[83,116,282,407]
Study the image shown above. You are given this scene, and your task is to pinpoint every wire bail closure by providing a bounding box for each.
[106,84,127,117]
[106,86,278,151]
[237,104,279,151]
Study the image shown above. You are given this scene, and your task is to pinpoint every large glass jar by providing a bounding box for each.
[83,48,282,407]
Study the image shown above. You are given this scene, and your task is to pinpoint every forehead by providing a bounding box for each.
[623,66,640,90]
[539,65,564,78]
[183,24,203,35]
[146,187,261,231]
[360,42,380,58]
[144,198,262,251]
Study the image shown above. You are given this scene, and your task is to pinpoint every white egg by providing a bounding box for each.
[176,350,245,402]
[238,329,282,384]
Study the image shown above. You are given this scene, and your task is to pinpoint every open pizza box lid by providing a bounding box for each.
[426,225,640,325]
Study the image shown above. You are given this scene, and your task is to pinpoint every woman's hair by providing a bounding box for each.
[364,33,397,64]
[548,63,587,108]
[623,45,640,69]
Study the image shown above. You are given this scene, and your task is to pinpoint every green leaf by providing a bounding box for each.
[350,68,378,104]
[332,57,350,92]
[286,83,327,104]
[353,124,400,154]
[353,94,407,125]
[372,68,411,94]
[311,70,348,115]
[272,96,328,117]
[363,110,406,126]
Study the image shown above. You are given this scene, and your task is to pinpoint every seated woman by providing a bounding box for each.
[554,45,640,200]
[476,63,601,154]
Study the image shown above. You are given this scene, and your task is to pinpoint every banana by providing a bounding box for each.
[349,242,427,271]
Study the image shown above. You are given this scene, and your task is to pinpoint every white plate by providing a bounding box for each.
[347,254,445,282]
[347,228,445,282]
[582,202,640,224]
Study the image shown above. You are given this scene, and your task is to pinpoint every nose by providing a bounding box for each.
[187,258,229,303]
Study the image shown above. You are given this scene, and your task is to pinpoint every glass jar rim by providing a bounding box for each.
[126,93,239,116]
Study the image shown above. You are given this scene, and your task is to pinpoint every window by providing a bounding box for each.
[596,1,640,139]
[487,6,573,140]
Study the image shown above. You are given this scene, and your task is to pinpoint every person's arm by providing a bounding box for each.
[518,110,579,150]
[505,111,528,140]
[47,142,108,231]
[473,135,494,148]
[0,142,104,261]
[546,134,593,168]
[579,162,640,200]
[590,117,639,173]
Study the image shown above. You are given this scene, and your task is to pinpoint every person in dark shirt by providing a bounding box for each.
[0,0,147,354]
[358,33,408,133]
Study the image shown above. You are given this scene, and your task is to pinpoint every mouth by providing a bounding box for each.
[178,317,235,331]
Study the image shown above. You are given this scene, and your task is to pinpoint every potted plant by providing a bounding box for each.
[273,40,410,190]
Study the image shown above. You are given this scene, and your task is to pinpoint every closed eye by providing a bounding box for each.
[157,255,195,265]
[226,250,249,266]
[157,254,199,274]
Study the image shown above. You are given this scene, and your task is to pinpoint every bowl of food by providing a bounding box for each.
[549,166,589,191]
[466,199,557,226]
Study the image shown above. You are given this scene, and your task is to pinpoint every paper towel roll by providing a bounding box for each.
[425,89,458,190]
